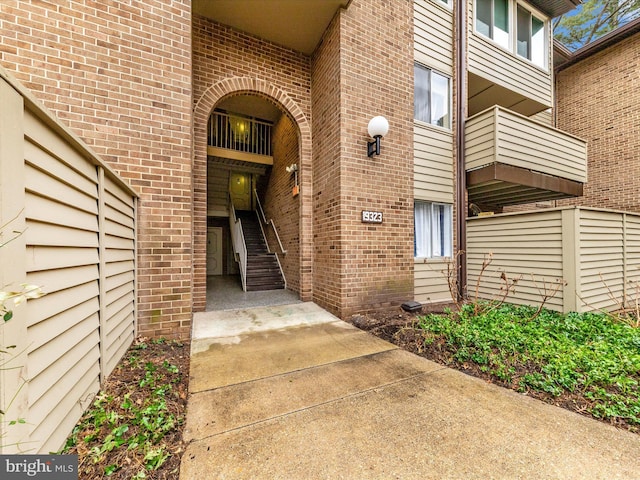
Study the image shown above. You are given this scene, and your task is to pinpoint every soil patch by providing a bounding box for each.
[64,338,190,480]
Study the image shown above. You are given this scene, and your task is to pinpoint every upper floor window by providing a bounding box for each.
[435,0,452,7]
[476,0,510,49]
[414,63,451,129]
[475,0,548,70]
[517,5,545,68]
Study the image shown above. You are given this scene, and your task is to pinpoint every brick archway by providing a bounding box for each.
[192,77,313,311]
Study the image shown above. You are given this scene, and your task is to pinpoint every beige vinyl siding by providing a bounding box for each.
[414,0,454,74]
[467,0,552,108]
[413,0,454,304]
[103,175,136,377]
[414,124,454,203]
[468,207,640,313]
[578,210,624,311]
[467,210,565,309]
[530,109,553,126]
[0,68,137,454]
[208,166,230,215]
[466,106,587,183]
[624,215,640,291]
[415,260,452,303]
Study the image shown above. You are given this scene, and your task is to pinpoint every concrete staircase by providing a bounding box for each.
[236,210,285,291]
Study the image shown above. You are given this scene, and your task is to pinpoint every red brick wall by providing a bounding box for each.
[191,15,314,309]
[264,114,300,291]
[312,0,415,317]
[0,0,193,339]
[555,33,640,213]
[310,11,343,312]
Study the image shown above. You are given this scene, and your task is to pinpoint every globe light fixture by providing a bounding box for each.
[367,116,389,157]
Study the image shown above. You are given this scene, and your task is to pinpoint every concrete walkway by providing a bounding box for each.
[181,303,640,479]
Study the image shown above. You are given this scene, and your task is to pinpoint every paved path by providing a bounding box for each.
[181,302,640,479]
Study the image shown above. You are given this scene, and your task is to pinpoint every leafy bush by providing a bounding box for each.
[418,303,640,428]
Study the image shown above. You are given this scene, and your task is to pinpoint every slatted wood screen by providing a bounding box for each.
[0,69,137,454]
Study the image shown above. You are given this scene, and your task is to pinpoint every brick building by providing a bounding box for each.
[554,18,640,212]
[2,0,604,453]
[0,0,584,337]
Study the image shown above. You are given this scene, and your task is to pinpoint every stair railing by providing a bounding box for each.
[253,189,287,255]
[229,195,248,291]
[253,189,287,289]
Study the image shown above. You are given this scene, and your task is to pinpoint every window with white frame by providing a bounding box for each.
[476,0,510,49]
[414,64,451,129]
[435,0,452,7]
[517,4,546,68]
[414,201,453,258]
[475,0,548,70]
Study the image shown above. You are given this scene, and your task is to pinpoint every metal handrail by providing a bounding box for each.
[253,189,287,255]
[228,195,247,291]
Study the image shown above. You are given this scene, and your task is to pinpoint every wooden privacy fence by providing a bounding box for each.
[0,67,138,454]
[467,207,640,313]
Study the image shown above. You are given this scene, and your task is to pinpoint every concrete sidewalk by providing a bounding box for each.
[181,302,640,479]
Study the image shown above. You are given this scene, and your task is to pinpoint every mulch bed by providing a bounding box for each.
[65,338,190,480]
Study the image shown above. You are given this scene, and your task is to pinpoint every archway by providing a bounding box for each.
[193,77,313,312]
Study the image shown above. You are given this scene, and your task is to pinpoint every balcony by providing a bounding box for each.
[207,111,273,166]
[466,106,587,207]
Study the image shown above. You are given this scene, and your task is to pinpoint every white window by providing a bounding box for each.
[517,4,546,68]
[476,0,510,49]
[475,0,548,70]
[414,201,453,258]
[435,0,452,7]
[414,64,451,129]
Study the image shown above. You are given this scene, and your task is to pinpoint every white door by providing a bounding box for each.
[207,227,223,275]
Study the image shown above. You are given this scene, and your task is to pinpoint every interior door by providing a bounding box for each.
[207,227,223,275]
[229,172,252,211]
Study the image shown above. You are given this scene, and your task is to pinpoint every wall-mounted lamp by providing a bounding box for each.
[367,116,389,157]
[286,163,299,197]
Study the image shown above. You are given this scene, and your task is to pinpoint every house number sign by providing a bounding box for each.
[361,210,383,224]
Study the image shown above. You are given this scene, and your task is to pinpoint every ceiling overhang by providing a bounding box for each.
[527,0,581,18]
[467,163,584,208]
[468,73,549,117]
[193,0,351,55]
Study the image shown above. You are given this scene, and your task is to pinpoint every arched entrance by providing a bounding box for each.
[193,78,312,312]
